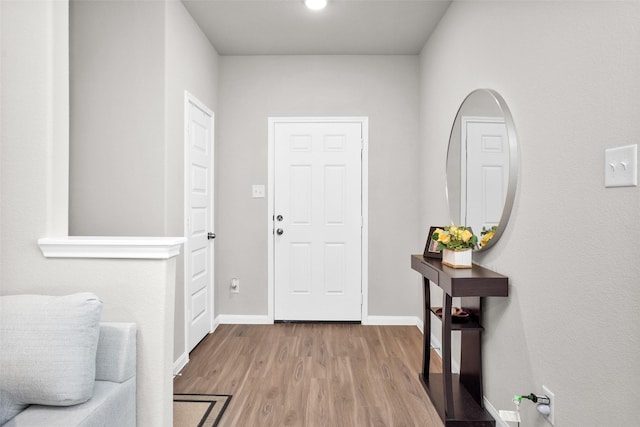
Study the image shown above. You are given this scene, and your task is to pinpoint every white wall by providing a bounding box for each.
[1,1,177,425]
[216,55,423,319]
[69,0,166,236]
[420,1,640,425]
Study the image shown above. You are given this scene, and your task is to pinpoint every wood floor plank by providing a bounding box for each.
[174,324,444,426]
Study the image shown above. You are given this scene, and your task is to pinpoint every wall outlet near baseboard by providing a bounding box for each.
[542,385,555,425]
[230,278,240,293]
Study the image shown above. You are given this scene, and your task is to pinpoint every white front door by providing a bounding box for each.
[274,121,363,321]
[185,93,214,351]
[461,117,509,235]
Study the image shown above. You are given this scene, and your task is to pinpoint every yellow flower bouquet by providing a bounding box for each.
[431,225,478,251]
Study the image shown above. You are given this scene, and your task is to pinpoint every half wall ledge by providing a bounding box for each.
[38,236,187,259]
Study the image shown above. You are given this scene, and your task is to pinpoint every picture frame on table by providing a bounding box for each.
[424,226,444,259]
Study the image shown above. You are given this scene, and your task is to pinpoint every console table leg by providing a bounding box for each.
[442,293,455,417]
[422,277,431,379]
[460,330,484,407]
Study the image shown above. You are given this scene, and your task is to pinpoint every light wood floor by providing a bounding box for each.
[174,323,444,426]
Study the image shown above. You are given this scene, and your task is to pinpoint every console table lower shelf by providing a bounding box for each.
[419,373,495,426]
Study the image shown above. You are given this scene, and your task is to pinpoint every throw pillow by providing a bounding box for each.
[0,292,103,424]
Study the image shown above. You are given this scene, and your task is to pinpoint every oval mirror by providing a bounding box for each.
[446,89,518,251]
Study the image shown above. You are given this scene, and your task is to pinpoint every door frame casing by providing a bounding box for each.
[183,91,215,357]
[267,116,369,323]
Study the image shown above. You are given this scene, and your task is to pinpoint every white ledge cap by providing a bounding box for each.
[38,236,187,259]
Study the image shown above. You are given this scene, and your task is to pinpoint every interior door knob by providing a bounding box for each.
[276,228,284,235]
[207,232,216,240]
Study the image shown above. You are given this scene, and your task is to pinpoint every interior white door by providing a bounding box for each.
[462,118,509,235]
[186,95,214,351]
[274,121,362,321]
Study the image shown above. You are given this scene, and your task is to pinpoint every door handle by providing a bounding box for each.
[276,228,284,236]
[276,215,283,222]
[207,232,216,240]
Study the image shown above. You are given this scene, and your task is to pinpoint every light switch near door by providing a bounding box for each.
[605,144,637,188]
[252,184,265,198]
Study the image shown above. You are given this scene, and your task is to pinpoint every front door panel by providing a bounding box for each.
[274,121,362,321]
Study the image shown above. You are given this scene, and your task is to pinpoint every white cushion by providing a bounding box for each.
[0,293,103,424]
[3,378,136,427]
[94,322,137,383]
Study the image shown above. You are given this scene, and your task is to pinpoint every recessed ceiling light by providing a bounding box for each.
[305,0,327,11]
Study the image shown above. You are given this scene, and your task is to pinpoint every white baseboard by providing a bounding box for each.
[212,315,221,331]
[484,397,510,427]
[173,352,189,376]
[364,315,422,326]
[215,314,271,324]
[173,319,222,377]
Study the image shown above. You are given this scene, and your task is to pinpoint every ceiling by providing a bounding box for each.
[181,0,452,55]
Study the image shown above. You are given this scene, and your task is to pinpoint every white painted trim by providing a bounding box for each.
[38,236,186,259]
[175,317,223,377]
[360,119,369,324]
[365,315,421,326]
[183,91,216,357]
[216,314,271,325]
[173,352,189,376]
[212,314,222,331]
[484,397,510,427]
[267,118,275,323]
[50,0,70,237]
[183,93,191,362]
[267,116,369,323]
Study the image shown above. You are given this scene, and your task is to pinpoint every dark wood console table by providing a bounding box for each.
[411,255,508,426]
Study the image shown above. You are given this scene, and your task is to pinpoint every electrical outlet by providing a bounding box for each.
[542,385,555,425]
[230,278,240,293]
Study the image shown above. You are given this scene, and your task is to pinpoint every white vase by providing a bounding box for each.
[442,248,472,268]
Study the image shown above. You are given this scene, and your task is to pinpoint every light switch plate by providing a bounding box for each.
[605,144,637,187]
[252,184,265,198]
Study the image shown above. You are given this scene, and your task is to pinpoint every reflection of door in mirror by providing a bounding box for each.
[460,117,509,237]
